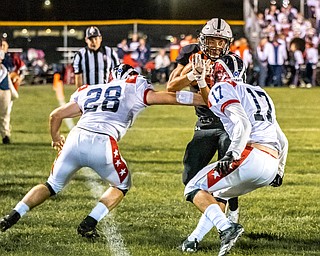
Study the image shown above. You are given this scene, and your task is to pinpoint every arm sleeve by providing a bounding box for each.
[223,103,252,159]
[110,47,120,67]
[275,120,288,177]
[135,76,154,105]
[72,52,82,74]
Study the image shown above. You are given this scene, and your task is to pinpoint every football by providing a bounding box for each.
[181,62,198,86]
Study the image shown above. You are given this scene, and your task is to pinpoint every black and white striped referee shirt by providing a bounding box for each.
[73,46,120,85]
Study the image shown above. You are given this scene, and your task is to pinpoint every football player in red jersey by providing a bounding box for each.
[167,18,243,252]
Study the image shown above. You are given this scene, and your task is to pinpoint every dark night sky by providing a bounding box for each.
[0,0,304,21]
[0,0,304,64]
[1,0,245,21]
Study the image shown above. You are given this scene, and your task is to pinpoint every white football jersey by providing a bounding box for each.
[208,81,280,151]
[71,75,153,141]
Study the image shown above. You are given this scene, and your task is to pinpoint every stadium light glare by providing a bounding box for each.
[44,0,51,6]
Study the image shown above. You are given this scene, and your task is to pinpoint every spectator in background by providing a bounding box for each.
[154,48,171,83]
[231,38,253,81]
[1,38,19,119]
[304,41,318,87]
[0,48,13,144]
[264,1,280,24]
[116,38,129,62]
[128,33,140,62]
[265,35,288,86]
[1,40,26,91]
[1,39,13,71]
[256,37,269,87]
[289,39,305,88]
[137,38,151,74]
[73,26,119,88]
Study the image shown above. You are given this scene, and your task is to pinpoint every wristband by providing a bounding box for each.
[186,72,195,82]
[197,79,207,89]
[176,91,194,104]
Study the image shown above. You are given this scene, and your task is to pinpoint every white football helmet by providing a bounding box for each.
[199,18,233,60]
[111,64,138,80]
[212,54,246,84]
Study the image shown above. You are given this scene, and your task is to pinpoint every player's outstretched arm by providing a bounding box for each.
[146,90,205,106]
[49,101,82,151]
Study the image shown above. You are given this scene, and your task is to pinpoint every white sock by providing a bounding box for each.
[188,213,214,242]
[14,201,30,217]
[88,202,109,222]
[204,204,231,231]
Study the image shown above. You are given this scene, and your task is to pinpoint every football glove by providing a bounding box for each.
[269,174,283,187]
[191,54,211,88]
[216,151,234,176]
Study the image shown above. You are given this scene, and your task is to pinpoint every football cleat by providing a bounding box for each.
[180,238,199,252]
[2,136,10,144]
[0,210,21,232]
[218,223,244,256]
[77,216,100,240]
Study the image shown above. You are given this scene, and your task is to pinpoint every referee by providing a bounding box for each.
[73,26,120,88]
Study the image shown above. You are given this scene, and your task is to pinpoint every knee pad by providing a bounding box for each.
[44,182,57,196]
[185,189,201,203]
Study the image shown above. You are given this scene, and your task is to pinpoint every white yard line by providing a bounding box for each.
[81,169,131,256]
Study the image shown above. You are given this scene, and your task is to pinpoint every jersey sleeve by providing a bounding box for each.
[69,84,88,103]
[72,51,82,74]
[223,103,251,159]
[208,82,248,159]
[135,76,154,105]
[208,82,240,113]
[275,120,288,177]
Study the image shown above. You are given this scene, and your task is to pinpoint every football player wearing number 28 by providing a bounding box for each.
[184,53,288,256]
[0,64,205,239]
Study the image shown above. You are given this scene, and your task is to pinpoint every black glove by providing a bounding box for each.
[270,174,283,187]
[216,151,234,176]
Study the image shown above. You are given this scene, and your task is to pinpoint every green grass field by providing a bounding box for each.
[0,84,320,256]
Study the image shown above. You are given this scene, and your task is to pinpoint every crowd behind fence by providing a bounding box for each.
[2,14,320,87]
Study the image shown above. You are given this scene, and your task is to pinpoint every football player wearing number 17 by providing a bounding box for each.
[0,64,205,239]
[184,54,288,256]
